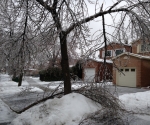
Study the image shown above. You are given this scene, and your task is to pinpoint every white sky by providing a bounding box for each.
[86,0,129,38]
[87,0,118,34]
[76,0,132,57]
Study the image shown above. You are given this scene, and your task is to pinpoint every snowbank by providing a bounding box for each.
[12,93,101,125]
[0,99,17,123]
[119,91,150,110]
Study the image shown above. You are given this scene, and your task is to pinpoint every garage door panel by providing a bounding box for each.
[84,68,95,82]
[116,68,136,87]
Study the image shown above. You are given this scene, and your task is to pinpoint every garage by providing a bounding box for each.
[116,67,136,87]
[84,68,95,82]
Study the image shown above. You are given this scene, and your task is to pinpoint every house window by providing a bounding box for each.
[102,50,112,57]
[125,69,129,72]
[141,44,150,52]
[106,50,112,57]
[131,69,135,72]
[115,49,124,56]
[120,69,123,72]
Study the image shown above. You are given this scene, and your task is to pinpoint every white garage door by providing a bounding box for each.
[84,68,95,82]
[116,68,136,87]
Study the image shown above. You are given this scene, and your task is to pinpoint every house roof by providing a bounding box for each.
[112,52,150,60]
[87,57,113,63]
[131,38,150,44]
[99,42,131,49]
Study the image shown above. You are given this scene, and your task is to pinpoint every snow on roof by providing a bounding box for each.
[88,58,113,63]
[112,52,150,60]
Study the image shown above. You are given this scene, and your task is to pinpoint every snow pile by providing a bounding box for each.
[119,91,150,110]
[0,99,17,123]
[12,93,101,125]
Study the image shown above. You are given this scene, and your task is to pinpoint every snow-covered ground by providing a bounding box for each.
[0,98,17,124]
[12,93,101,125]
[0,74,29,96]
[0,74,150,125]
[120,91,150,111]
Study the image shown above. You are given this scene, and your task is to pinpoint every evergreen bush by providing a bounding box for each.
[39,67,63,81]
[70,61,82,79]
[12,76,19,83]
[39,61,82,81]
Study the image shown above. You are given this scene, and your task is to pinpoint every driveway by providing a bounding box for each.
[106,85,149,96]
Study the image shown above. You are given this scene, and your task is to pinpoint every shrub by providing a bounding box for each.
[70,61,82,79]
[12,76,19,83]
[39,67,63,81]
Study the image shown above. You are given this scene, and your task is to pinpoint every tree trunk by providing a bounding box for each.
[12,69,17,79]
[59,32,71,95]
[18,73,23,86]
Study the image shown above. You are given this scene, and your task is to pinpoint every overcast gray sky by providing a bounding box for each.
[78,0,129,57]
[87,0,117,34]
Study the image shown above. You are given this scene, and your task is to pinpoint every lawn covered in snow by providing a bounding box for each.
[0,74,29,95]
[0,74,150,125]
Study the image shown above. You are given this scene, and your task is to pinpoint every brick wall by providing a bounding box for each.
[132,40,150,56]
[132,40,141,54]
[99,43,132,59]
[141,59,150,87]
[113,55,142,87]
[83,60,112,82]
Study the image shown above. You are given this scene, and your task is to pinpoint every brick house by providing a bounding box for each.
[83,40,150,87]
[131,39,150,56]
[99,42,132,59]
[82,42,131,82]
[83,58,113,82]
[112,52,150,87]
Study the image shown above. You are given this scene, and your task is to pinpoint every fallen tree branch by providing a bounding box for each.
[9,88,81,114]
[9,91,64,114]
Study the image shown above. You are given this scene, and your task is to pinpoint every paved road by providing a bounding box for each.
[25,77,52,92]
[0,77,54,113]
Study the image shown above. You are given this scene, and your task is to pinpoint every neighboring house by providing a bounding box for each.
[24,69,39,77]
[112,52,150,87]
[83,40,150,88]
[131,39,150,56]
[99,42,132,59]
[82,42,131,82]
[83,58,113,82]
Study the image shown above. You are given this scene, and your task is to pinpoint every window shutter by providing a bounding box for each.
[102,51,105,58]
[137,44,141,53]
[123,48,125,52]
[113,50,116,57]
[110,50,112,57]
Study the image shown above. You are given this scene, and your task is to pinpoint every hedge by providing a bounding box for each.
[39,67,63,81]
[39,61,82,81]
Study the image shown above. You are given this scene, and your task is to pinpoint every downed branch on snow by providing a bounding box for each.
[78,84,121,109]
[9,91,64,114]
[79,108,130,125]
[9,83,65,114]
[10,81,129,125]
[77,82,130,125]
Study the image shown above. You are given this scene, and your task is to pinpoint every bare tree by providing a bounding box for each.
[0,0,36,86]
[0,0,150,94]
